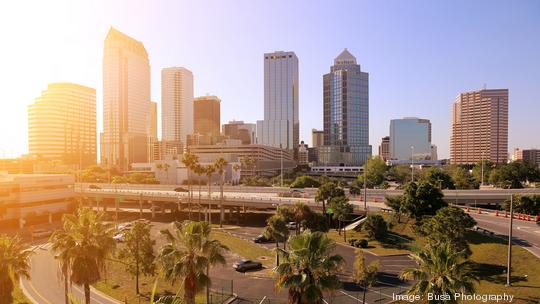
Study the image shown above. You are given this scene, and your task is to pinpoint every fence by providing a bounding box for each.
[207,277,235,304]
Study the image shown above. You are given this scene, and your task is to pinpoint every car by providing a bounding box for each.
[32,229,52,239]
[286,222,297,230]
[174,187,189,192]
[118,223,132,231]
[290,189,306,198]
[113,233,125,242]
[232,259,263,272]
[133,218,151,225]
[88,184,101,189]
[252,234,273,243]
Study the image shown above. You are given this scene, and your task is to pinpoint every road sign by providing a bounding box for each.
[326,208,334,215]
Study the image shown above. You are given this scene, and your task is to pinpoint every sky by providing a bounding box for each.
[0,0,539,159]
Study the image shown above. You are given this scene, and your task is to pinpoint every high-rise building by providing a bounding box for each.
[149,101,158,140]
[257,51,299,152]
[389,117,433,160]
[450,89,508,164]
[161,67,194,149]
[102,27,151,170]
[194,95,221,144]
[320,49,371,166]
[28,83,96,168]
[514,148,540,168]
[223,120,256,144]
[378,136,390,161]
[312,129,324,148]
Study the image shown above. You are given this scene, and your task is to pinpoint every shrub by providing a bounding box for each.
[348,238,358,246]
[358,239,368,248]
[290,176,321,188]
[363,214,388,240]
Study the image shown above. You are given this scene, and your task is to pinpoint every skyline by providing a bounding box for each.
[1,0,540,159]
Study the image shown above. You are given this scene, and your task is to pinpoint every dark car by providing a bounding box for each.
[174,187,189,192]
[290,189,307,198]
[252,234,273,243]
[232,259,263,272]
[88,185,101,190]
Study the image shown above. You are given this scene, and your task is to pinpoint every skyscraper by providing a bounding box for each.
[194,95,221,144]
[161,67,193,150]
[319,49,371,166]
[223,120,256,145]
[451,89,508,164]
[102,27,151,170]
[378,136,390,161]
[28,83,96,168]
[256,51,299,152]
[311,129,324,148]
[149,101,158,140]
[389,117,432,160]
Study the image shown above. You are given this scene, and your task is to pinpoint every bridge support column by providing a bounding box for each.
[161,204,165,216]
[151,201,155,219]
[139,195,143,219]
[236,207,240,225]
[220,205,225,224]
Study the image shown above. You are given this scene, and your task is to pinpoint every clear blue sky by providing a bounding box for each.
[1,0,539,159]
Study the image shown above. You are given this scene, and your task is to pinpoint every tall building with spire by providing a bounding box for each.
[101,27,151,170]
[257,51,299,153]
[319,49,371,166]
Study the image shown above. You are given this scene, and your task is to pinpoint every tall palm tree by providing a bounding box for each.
[157,221,227,304]
[292,203,312,235]
[263,214,289,266]
[232,163,241,185]
[50,208,116,304]
[193,164,205,221]
[182,152,199,220]
[275,231,344,304]
[0,235,32,303]
[213,157,228,228]
[400,243,478,303]
[205,164,216,223]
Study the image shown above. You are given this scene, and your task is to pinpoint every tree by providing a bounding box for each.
[448,165,477,189]
[50,208,116,304]
[502,195,540,216]
[421,167,455,189]
[401,243,478,303]
[192,164,206,220]
[386,165,412,185]
[118,221,156,294]
[489,161,540,189]
[471,159,495,185]
[157,221,227,304]
[353,251,379,304]
[275,231,344,304]
[363,214,388,240]
[416,207,476,256]
[182,151,199,218]
[0,235,32,303]
[315,181,345,216]
[349,180,362,196]
[384,195,403,222]
[400,181,447,219]
[329,196,353,241]
[264,214,289,266]
[357,157,387,188]
[289,175,321,188]
[213,157,228,227]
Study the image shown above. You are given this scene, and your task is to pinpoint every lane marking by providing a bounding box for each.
[22,278,53,304]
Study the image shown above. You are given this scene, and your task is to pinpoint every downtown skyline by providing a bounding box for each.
[1,0,539,159]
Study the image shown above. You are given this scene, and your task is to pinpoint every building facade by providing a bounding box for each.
[514,149,540,168]
[193,95,221,144]
[321,49,371,166]
[256,51,299,152]
[223,120,256,144]
[28,83,96,168]
[389,117,433,160]
[378,136,390,161]
[162,67,194,148]
[102,27,151,171]
[312,129,324,148]
[451,89,508,164]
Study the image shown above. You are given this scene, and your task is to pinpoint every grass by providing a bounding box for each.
[211,229,275,267]
[13,285,32,304]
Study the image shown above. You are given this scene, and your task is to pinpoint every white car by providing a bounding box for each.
[113,233,125,242]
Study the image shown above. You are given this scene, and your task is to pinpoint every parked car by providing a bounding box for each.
[118,223,132,231]
[232,259,263,272]
[252,234,273,243]
[133,218,151,225]
[32,229,52,239]
[113,233,125,242]
[290,189,306,198]
[174,187,189,192]
[88,184,101,190]
[286,222,298,230]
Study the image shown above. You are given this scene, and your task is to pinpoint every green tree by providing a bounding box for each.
[213,157,228,227]
[386,165,412,185]
[157,221,227,304]
[50,208,116,304]
[502,195,540,216]
[363,214,388,240]
[357,156,387,188]
[384,195,403,222]
[275,231,344,304]
[471,159,495,185]
[349,180,362,196]
[353,251,379,304]
[118,221,156,294]
[182,151,199,218]
[421,167,455,189]
[192,163,206,220]
[416,207,476,256]
[0,235,32,303]
[401,181,447,219]
[289,175,321,188]
[315,181,345,216]
[401,243,478,303]
[489,161,540,188]
[449,165,477,189]
[264,214,290,266]
[329,196,353,241]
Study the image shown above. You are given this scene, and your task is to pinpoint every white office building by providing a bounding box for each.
[161,67,194,147]
[389,117,434,160]
[257,51,299,152]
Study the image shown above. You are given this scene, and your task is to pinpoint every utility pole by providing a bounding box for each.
[481,151,485,187]
[507,194,513,286]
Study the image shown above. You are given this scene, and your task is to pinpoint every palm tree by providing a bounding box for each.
[400,243,478,303]
[205,164,216,223]
[292,202,312,235]
[182,152,199,220]
[193,164,206,221]
[0,235,32,303]
[232,163,241,185]
[329,196,353,241]
[213,157,228,228]
[50,208,116,304]
[263,214,289,266]
[157,221,227,304]
[275,231,344,304]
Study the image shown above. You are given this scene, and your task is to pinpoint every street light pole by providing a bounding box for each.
[410,146,414,182]
[507,194,514,286]
[481,152,485,187]
[363,159,367,212]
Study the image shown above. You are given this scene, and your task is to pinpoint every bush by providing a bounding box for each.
[348,238,358,246]
[358,239,369,248]
[290,176,321,188]
[363,215,388,240]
